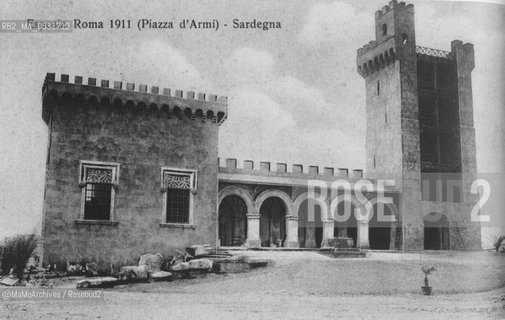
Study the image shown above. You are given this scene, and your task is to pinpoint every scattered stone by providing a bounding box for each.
[76,277,118,289]
[151,271,173,282]
[212,256,267,274]
[86,263,98,272]
[213,260,250,274]
[170,262,190,271]
[186,245,208,257]
[27,277,54,288]
[118,265,150,281]
[67,260,97,276]
[0,276,19,286]
[188,259,213,270]
[138,253,163,272]
[327,237,354,249]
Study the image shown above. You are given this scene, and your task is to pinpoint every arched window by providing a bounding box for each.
[402,33,409,45]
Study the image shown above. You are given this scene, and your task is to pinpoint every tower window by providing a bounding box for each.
[385,111,388,123]
[377,81,380,95]
[382,24,387,36]
[402,33,409,45]
[373,155,377,169]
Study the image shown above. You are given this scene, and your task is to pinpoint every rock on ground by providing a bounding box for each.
[188,259,213,270]
[76,277,118,288]
[138,253,163,272]
[118,265,150,281]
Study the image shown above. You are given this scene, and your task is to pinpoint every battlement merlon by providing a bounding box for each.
[373,1,414,40]
[41,73,228,125]
[357,37,397,78]
[218,158,364,180]
[451,40,475,71]
[218,158,400,192]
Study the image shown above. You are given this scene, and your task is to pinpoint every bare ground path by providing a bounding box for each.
[2,251,504,319]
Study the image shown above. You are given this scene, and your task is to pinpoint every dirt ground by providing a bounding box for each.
[1,251,504,319]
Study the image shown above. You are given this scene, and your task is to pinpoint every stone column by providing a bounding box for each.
[245,214,261,248]
[356,219,370,249]
[285,215,299,248]
[389,221,399,250]
[321,220,335,247]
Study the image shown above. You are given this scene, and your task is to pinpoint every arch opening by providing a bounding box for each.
[259,197,286,247]
[218,195,248,247]
[368,202,394,250]
[297,199,323,248]
[333,200,358,248]
[424,212,450,250]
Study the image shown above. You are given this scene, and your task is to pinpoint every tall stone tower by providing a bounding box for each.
[357,0,481,250]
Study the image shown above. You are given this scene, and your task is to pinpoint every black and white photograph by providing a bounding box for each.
[0,0,504,319]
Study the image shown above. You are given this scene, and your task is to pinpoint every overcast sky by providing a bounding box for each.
[0,0,504,238]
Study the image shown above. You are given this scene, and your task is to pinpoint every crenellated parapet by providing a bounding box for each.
[374,0,412,19]
[42,73,228,125]
[357,42,397,78]
[218,158,364,180]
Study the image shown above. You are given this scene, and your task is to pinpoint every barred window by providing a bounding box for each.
[166,188,190,223]
[79,161,120,221]
[161,168,197,225]
[84,183,112,220]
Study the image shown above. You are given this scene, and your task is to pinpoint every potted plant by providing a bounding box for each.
[421,265,436,295]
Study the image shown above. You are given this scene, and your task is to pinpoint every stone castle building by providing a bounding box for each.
[41,1,481,266]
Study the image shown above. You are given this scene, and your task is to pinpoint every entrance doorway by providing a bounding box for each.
[218,195,247,246]
[369,203,394,250]
[424,212,450,250]
[259,197,286,247]
[297,199,323,248]
[333,200,357,248]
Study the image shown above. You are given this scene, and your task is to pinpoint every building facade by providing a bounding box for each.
[41,74,227,266]
[41,1,481,266]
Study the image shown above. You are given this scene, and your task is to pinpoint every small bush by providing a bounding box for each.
[1,234,38,280]
[494,236,505,252]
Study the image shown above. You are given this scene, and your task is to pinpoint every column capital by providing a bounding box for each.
[246,213,261,219]
[285,215,298,221]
